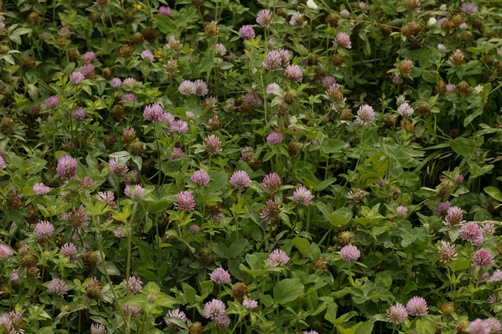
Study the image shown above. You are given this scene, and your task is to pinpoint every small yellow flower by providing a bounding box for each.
[134,4,142,10]
[154,50,162,56]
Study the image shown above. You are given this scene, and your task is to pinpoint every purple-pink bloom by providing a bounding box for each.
[468,319,489,334]
[179,80,197,96]
[396,206,408,218]
[124,185,144,201]
[58,27,71,38]
[356,104,375,125]
[47,278,69,296]
[80,64,95,76]
[454,174,464,184]
[110,78,122,88]
[215,314,231,328]
[230,170,251,189]
[473,248,494,268]
[438,241,457,262]
[122,93,138,102]
[333,32,352,49]
[406,296,428,316]
[109,158,129,176]
[194,79,208,96]
[256,9,273,28]
[444,206,463,226]
[46,95,60,108]
[485,318,502,333]
[96,191,116,208]
[460,222,484,246]
[169,147,185,162]
[243,299,258,310]
[33,182,51,195]
[72,107,86,120]
[262,173,281,193]
[143,103,167,122]
[165,309,187,328]
[70,71,85,84]
[82,51,97,63]
[0,244,13,260]
[436,201,451,216]
[124,276,142,294]
[176,191,196,211]
[204,135,222,155]
[397,102,414,117]
[210,267,231,285]
[171,119,189,133]
[386,303,408,324]
[285,64,303,82]
[461,2,478,14]
[239,25,255,40]
[268,249,290,267]
[293,187,313,205]
[267,131,283,145]
[158,6,173,16]
[290,12,307,27]
[340,244,360,262]
[203,299,226,319]
[490,269,502,282]
[141,50,154,61]
[61,243,78,262]
[191,170,210,186]
[57,155,78,179]
[263,50,283,70]
[34,221,55,239]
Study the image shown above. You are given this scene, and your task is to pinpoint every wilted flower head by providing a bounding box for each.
[386,303,408,324]
[256,9,273,28]
[230,170,251,189]
[333,32,352,49]
[340,244,360,262]
[165,309,188,328]
[267,131,283,145]
[438,241,457,262]
[210,267,231,285]
[285,64,303,82]
[34,221,55,239]
[109,158,129,176]
[397,102,414,117]
[239,25,255,39]
[191,170,210,186]
[260,199,281,224]
[406,296,428,316]
[268,249,290,267]
[47,278,69,296]
[176,191,196,211]
[203,299,226,319]
[33,182,50,195]
[347,188,367,203]
[293,186,313,205]
[262,173,281,193]
[46,95,60,108]
[473,248,494,268]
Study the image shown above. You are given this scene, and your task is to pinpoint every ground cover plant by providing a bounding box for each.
[0,0,502,332]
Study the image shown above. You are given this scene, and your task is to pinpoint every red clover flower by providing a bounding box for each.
[176,191,196,211]
[293,186,313,205]
[386,303,408,324]
[406,296,428,316]
[203,299,226,319]
[340,244,360,262]
[165,309,187,328]
[268,249,290,267]
[210,267,231,285]
[230,170,251,189]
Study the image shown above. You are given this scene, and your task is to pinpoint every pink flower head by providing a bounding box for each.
[290,12,307,27]
[61,243,78,262]
[110,78,122,88]
[179,81,197,96]
[165,309,187,328]
[124,185,145,201]
[57,155,78,179]
[436,201,451,216]
[158,6,173,16]
[406,296,428,316]
[262,173,281,193]
[34,221,55,239]
[256,9,273,28]
[109,158,129,176]
[96,191,116,208]
[72,107,86,120]
[194,79,208,96]
[0,244,13,260]
[215,314,231,328]
[396,205,408,218]
[33,182,51,195]
[143,103,168,122]
[242,299,258,310]
[444,206,463,226]
[264,50,283,70]
[285,64,303,82]
[46,95,60,108]
[340,244,360,262]
[122,93,137,102]
[490,269,502,282]
[473,248,494,268]
[204,135,221,155]
[124,276,142,294]
[90,324,107,334]
[333,32,352,49]
[293,187,313,205]
[82,51,97,63]
[191,170,210,186]
[266,131,283,144]
[230,170,251,189]
[438,241,457,262]
[268,249,290,267]
[58,27,71,38]
[80,64,95,76]
[239,25,255,39]
[210,267,231,285]
[70,71,85,84]
[467,319,489,334]
[397,102,414,117]
[176,191,196,211]
[386,303,408,324]
[460,222,484,246]
[454,174,464,184]
[47,278,69,296]
[169,147,185,162]
[485,318,502,333]
[215,43,226,56]
[141,50,154,61]
[356,104,375,125]
[461,2,478,14]
[203,299,226,319]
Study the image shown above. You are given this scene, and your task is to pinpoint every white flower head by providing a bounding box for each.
[427,18,437,26]
[307,0,318,9]
[474,85,483,94]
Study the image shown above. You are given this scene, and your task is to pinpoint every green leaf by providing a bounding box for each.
[463,108,483,127]
[209,171,228,191]
[484,186,502,202]
[450,138,476,156]
[273,278,304,304]
[199,281,214,302]
[321,138,345,154]
[152,15,178,35]
[293,237,311,256]
[415,318,436,334]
